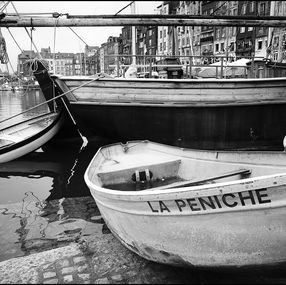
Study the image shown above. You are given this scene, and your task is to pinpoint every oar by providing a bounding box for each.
[154,168,252,190]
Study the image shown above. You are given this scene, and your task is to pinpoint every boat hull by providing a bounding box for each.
[66,103,286,150]
[94,195,286,267]
[0,112,64,163]
[84,141,286,267]
[57,76,286,150]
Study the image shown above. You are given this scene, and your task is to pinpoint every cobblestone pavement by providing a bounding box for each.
[1,198,286,284]
[1,231,286,284]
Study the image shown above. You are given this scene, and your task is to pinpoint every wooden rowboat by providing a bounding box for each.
[84,140,286,267]
[0,111,64,163]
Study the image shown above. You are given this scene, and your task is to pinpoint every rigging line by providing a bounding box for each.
[0,73,103,124]
[10,1,42,59]
[114,1,134,16]
[0,1,10,12]
[52,17,58,112]
[6,53,15,74]
[68,27,89,46]
[211,1,228,16]
[6,27,23,52]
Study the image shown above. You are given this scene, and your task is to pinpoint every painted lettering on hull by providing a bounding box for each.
[147,188,271,213]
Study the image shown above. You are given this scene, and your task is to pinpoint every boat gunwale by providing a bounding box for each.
[84,140,286,199]
[56,75,286,84]
[0,111,63,156]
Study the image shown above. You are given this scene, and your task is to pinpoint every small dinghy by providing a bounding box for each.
[0,111,64,163]
[85,140,286,267]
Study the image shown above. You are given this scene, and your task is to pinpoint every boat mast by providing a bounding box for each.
[2,15,286,27]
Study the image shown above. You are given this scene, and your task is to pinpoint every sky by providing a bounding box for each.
[0,1,162,72]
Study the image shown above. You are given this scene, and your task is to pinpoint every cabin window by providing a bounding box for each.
[248,27,253,32]
[240,27,245,33]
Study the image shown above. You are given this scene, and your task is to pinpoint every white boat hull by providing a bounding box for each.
[0,112,64,163]
[85,141,286,267]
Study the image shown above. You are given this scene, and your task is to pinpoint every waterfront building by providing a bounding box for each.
[121,26,132,66]
[236,1,270,59]
[200,1,216,64]
[85,45,100,75]
[100,36,121,75]
[269,1,286,62]
[17,50,37,76]
[176,1,202,68]
[213,1,238,61]
[157,1,180,58]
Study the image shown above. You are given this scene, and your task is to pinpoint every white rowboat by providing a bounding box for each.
[85,140,286,267]
[0,111,64,163]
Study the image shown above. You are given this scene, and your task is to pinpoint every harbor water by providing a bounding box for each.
[1,89,286,283]
[0,89,109,261]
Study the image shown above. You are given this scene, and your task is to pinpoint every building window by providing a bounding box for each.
[242,4,247,14]
[259,2,266,15]
[258,40,263,50]
[163,42,166,50]
[220,42,225,52]
[250,1,255,12]
[217,28,221,39]
[221,28,225,37]
[215,43,219,52]
[160,30,162,38]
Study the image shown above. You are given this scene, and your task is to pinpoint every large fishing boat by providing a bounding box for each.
[4,12,285,150]
[31,58,286,150]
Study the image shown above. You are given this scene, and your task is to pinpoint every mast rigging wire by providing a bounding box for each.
[114,1,134,16]
[68,27,89,46]
[6,27,23,52]
[10,1,42,59]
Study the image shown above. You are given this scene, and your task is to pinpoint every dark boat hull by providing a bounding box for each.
[68,102,286,150]
[31,60,286,151]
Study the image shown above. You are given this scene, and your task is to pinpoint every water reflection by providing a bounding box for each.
[0,90,49,129]
[0,128,111,261]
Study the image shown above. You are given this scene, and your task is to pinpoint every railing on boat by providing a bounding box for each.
[104,54,282,79]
